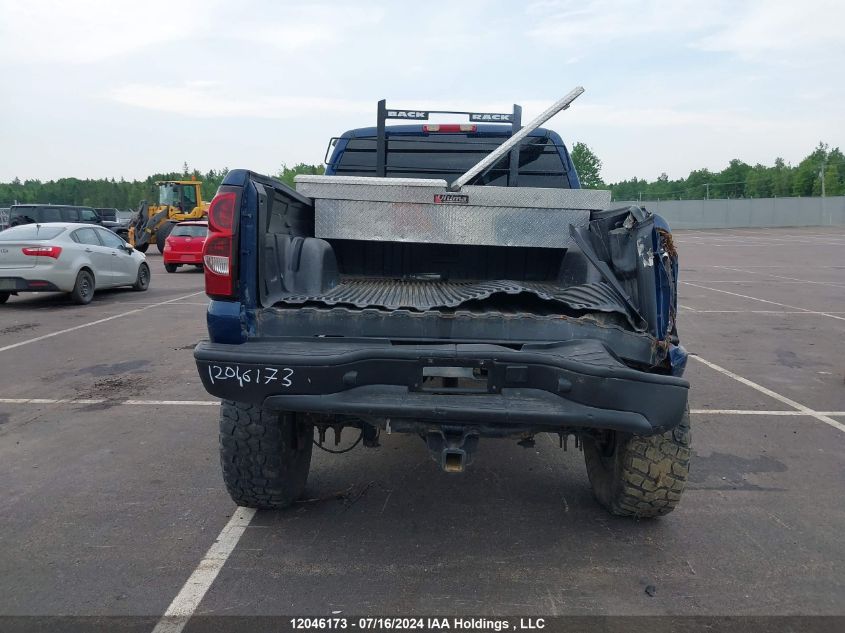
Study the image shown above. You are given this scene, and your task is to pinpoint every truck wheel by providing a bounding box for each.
[132,263,150,291]
[219,400,313,509]
[135,242,149,253]
[70,269,95,305]
[156,222,175,253]
[583,406,691,518]
[164,263,178,273]
[0,292,9,304]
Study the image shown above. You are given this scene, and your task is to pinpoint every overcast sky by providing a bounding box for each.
[1,0,842,183]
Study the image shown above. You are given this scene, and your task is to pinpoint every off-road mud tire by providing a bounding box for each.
[583,406,691,518]
[219,400,313,509]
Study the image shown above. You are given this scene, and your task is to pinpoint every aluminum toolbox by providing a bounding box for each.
[294,175,611,249]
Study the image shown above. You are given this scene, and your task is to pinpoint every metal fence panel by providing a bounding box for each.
[613,196,845,229]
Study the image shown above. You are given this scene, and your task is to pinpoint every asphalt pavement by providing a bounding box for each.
[0,227,843,630]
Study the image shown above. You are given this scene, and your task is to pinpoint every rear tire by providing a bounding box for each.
[135,242,149,253]
[219,401,313,509]
[583,406,691,518]
[0,292,9,304]
[156,222,175,254]
[164,263,178,273]
[70,269,95,305]
[132,263,150,291]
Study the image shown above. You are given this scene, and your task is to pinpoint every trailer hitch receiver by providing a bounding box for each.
[425,430,480,473]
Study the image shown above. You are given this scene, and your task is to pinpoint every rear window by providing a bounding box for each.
[330,133,571,188]
[0,225,65,241]
[11,206,63,223]
[171,224,207,237]
[61,208,80,221]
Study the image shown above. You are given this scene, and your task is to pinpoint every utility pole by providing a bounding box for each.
[704,183,710,200]
[819,160,826,197]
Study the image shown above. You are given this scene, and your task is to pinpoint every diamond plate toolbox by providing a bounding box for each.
[295,175,608,249]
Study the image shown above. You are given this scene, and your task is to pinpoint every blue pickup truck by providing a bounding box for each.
[194,102,690,518]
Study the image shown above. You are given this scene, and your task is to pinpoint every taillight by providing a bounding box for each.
[203,189,239,299]
[204,235,231,275]
[422,124,477,133]
[208,191,236,232]
[22,246,62,259]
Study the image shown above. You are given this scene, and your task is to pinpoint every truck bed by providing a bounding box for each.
[271,277,636,325]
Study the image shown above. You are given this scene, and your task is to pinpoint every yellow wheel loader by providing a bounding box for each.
[129,180,210,253]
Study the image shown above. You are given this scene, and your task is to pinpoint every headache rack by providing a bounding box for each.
[375,100,524,184]
[298,87,610,250]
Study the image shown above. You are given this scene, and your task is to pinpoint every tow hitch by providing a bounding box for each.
[425,430,480,473]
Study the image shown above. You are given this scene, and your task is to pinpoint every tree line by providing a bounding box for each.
[2,144,843,208]
[572,141,845,200]
[0,163,324,209]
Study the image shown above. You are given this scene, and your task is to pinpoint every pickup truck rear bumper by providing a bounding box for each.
[194,338,689,436]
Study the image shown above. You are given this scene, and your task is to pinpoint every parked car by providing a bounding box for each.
[0,207,9,231]
[95,207,132,239]
[0,223,150,305]
[8,204,103,227]
[162,220,208,273]
[7,204,130,240]
[95,207,118,221]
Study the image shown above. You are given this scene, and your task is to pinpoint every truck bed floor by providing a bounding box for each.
[275,278,628,316]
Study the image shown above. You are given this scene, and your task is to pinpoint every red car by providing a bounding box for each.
[162,221,208,272]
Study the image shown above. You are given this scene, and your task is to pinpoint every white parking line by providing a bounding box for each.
[0,398,108,404]
[713,265,845,289]
[690,355,845,433]
[682,281,845,322]
[673,233,845,246]
[0,398,220,406]
[691,409,845,416]
[123,399,220,406]
[151,507,256,633]
[683,280,836,284]
[703,265,845,269]
[681,309,845,315]
[3,398,844,419]
[0,291,205,353]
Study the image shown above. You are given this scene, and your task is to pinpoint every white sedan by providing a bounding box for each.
[0,222,150,305]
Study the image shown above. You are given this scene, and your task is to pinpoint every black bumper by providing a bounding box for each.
[194,338,689,436]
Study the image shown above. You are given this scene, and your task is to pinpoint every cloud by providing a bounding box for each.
[525,0,719,49]
[239,5,385,51]
[109,82,372,118]
[0,1,383,65]
[0,0,214,64]
[524,0,844,67]
[693,1,845,63]
[108,81,774,139]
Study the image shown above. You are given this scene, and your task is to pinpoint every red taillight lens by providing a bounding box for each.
[203,189,239,300]
[22,246,62,259]
[422,124,477,133]
[208,191,236,232]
